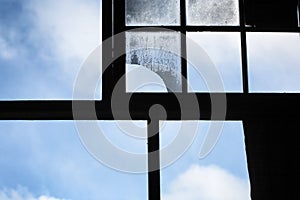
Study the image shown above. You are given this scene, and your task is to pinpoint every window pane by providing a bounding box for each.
[160,121,251,200]
[0,121,147,200]
[0,0,101,100]
[187,32,242,92]
[186,0,239,25]
[248,33,300,93]
[126,32,182,92]
[126,0,180,26]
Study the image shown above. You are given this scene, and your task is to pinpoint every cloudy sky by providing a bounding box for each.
[2,0,299,199]
[0,0,100,100]
[0,120,250,200]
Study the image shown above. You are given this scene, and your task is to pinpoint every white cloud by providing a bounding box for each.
[1,0,101,63]
[0,28,24,60]
[0,187,69,200]
[0,36,16,59]
[26,0,101,73]
[26,0,102,97]
[162,164,251,200]
[0,0,102,99]
[17,0,102,90]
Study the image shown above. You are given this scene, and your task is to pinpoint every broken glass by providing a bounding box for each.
[126,32,182,92]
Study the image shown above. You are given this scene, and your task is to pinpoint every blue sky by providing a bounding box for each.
[1,0,299,99]
[3,0,300,199]
[0,121,148,200]
[0,0,100,100]
[160,121,250,200]
[247,32,300,92]
[0,120,250,200]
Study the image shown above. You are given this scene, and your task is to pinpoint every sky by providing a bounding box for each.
[247,32,300,92]
[1,0,299,199]
[0,0,101,100]
[0,121,148,200]
[0,0,299,99]
[0,121,250,200]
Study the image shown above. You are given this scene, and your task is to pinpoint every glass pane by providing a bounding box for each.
[186,0,239,25]
[126,0,180,26]
[248,33,300,93]
[126,32,182,92]
[160,121,251,200]
[0,121,147,200]
[0,0,101,100]
[187,32,242,92]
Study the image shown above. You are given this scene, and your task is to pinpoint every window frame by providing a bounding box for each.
[0,1,300,200]
[105,1,300,200]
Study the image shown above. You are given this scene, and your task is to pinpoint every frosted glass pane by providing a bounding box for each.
[187,32,242,92]
[160,121,251,200]
[126,0,180,25]
[187,0,239,25]
[126,32,182,92]
[248,33,300,93]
